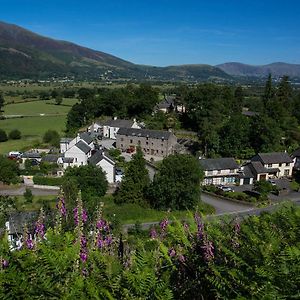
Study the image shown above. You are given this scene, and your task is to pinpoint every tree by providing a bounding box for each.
[0,156,19,184]
[55,94,63,105]
[148,154,204,210]
[63,165,108,198]
[114,147,150,205]
[8,129,21,140]
[23,188,33,203]
[0,92,4,114]
[43,130,60,147]
[0,129,8,142]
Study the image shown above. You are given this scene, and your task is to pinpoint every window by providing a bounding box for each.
[146,141,148,145]
[230,169,235,173]
[267,163,272,168]
[161,144,164,147]
[218,170,221,174]
[121,138,124,141]
[121,144,123,147]
[279,163,282,167]
[284,169,290,176]
[286,163,290,167]
[130,139,133,143]
[161,151,164,154]
[207,170,213,176]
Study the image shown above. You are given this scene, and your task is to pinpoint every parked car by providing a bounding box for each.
[268,179,276,186]
[218,185,234,192]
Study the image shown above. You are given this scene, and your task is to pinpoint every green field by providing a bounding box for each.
[4,98,77,116]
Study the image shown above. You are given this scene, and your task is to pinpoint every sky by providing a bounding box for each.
[1,0,300,66]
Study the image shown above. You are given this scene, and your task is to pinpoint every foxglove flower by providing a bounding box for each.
[56,196,66,217]
[194,213,204,240]
[160,218,169,232]
[201,239,214,262]
[150,227,157,239]
[82,209,88,223]
[178,254,185,263]
[35,208,45,240]
[73,207,79,226]
[26,238,34,250]
[168,248,176,257]
[80,250,88,263]
[1,259,9,268]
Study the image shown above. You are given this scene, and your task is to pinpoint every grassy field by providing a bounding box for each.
[0,97,78,154]
[13,195,57,211]
[4,98,77,116]
[0,115,67,154]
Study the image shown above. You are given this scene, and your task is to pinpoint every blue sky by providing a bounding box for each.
[1,0,300,66]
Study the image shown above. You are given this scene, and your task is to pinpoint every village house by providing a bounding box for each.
[60,132,94,154]
[250,152,295,180]
[116,128,177,157]
[199,157,240,185]
[88,149,115,183]
[88,117,140,140]
[291,148,300,171]
[155,95,186,114]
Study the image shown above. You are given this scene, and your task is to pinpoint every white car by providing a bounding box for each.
[218,185,234,192]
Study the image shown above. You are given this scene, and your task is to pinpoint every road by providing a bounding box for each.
[0,186,59,196]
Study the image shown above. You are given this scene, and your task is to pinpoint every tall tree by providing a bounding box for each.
[148,154,204,210]
[114,147,150,205]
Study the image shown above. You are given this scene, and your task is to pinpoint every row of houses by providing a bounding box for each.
[200,151,300,186]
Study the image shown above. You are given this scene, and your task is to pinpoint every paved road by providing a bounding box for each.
[0,186,59,196]
[201,193,253,214]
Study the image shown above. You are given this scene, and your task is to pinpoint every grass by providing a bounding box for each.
[13,195,57,211]
[0,115,67,154]
[101,195,215,225]
[4,98,77,116]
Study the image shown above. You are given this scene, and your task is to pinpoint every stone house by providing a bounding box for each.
[116,128,177,157]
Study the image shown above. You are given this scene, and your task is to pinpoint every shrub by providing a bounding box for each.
[23,188,33,203]
[33,176,63,186]
[9,129,21,140]
[43,130,60,147]
[0,129,8,142]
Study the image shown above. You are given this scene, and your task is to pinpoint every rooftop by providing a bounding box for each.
[199,157,239,171]
[254,152,293,164]
[79,132,93,145]
[117,127,173,140]
[75,141,91,154]
[103,119,134,128]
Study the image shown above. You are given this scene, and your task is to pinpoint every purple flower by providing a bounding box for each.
[73,207,79,226]
[26,238,34,250]
[96,219,107,230]
[81,235,87,248]
[97,234,105,249]
[201,239,214,262]
[168,248,176,257]
[234,222,241,234]
[183,223,189,231]
[160,218,169,232]
[80,250,88,263]
[2,259,9,268]
[82,209,88,223]
[82,267,88,277]
[150,227,157,239]
[105,235,113,246]
[35,221,45,239]
[178,254,185,263]
[56,196,67,217]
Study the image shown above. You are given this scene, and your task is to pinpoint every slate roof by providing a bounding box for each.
[117,128,172,140]
[75,141,91,154]
[22,152,41,159]
[79,132,93,145]
[249,161,269,174]
[239,164,254,179]
[255,152,293,164]
[88,150,115,166]
[292,148,300,158]
[103,119,134,128]
[199,158,239,171]
[62,157,74,163]
[242,110,259,117]
[41,154,59,163]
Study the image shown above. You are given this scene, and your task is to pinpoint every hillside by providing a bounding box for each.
[217,62,300,78]
[0,21,229,81]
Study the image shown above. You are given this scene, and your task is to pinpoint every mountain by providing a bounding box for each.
[217,62,300,78]
[0,21,229,81]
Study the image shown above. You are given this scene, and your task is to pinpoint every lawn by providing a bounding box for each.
[13,195,57,211]
[0,115,67,154]
[4,98,77,116]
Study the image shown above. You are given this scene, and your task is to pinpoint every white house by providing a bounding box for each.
[88,150,115,183]
[199,157,240,185]
[88,117,141,140]
[64,141,92,167]
[251,152,295,179]
[60,132,94,154]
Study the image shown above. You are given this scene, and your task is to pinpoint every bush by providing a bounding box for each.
[33,176,63,186]
[0,129,8,142]
[23,188,33,203]
[43,130,60,147]
[9,129,21,140]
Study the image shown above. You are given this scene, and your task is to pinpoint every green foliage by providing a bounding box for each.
[23,187,33,203]
[8,129,21,140]
[0,195,16,227]
[254,180,274,195]
[43,129,60,147]
[64,165,108,198]
[55,94,63,105]
[0,155,19,184]
[0,129,8,142]
[0,92,4,112]
[33,176,63,186]
[114,147,150,205]
[148,154,204,210]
